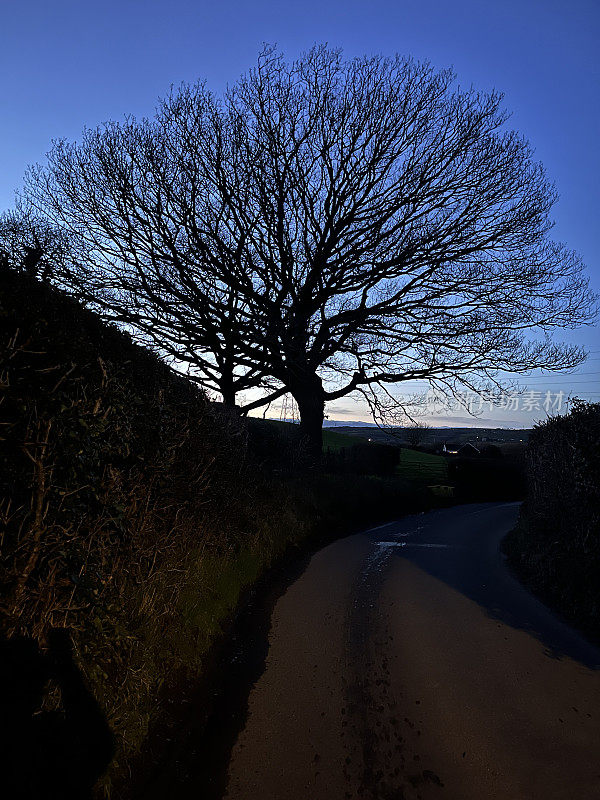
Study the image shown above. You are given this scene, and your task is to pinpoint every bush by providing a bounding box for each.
[0,271,436,797]
[480,444,503,458]
[448,455,526,501]
[323,441,400,475]
[246,418,307,473]
[0,272,255,793]
[503,401,600,641]
[525,400,600,552]
[0,272,248,635]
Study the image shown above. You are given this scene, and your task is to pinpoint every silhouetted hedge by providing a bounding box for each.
[0,272,279,797]
[323,441,400,475]
[246,418,308,472]
[1,272,248,634]
[503,401,600,641]
[480,443,503,459]
[0,271,437,797]
[448,454,526,502]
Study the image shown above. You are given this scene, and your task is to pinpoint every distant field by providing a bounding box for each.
[257,421,364,452]
[322,427,364,451]
[262,421,449,486]
[333,426,532,447]
[397,448,449,485]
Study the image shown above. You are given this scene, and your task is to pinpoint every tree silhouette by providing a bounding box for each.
[0,208,71,282]
[405,422,430,449]
[25,46,596,455]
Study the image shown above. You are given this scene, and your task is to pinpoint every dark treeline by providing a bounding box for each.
[504,401,600,640]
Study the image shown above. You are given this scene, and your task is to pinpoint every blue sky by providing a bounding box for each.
[1,0,598,426]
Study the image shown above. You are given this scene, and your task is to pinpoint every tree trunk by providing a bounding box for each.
[220,372,236,406]
[221,388,236,406]
[293,379,325,463]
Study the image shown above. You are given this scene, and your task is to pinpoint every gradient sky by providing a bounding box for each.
[2,0,598,426]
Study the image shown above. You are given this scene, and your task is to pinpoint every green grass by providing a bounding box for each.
[257,419,363,452]
[322,427,364,451]
[266,424,449,486]
[178,547,264,654]
[397,447,449,485]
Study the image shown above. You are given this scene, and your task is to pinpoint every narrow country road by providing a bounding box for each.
[221,503,600,800]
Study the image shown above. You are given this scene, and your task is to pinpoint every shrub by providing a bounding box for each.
[525,400,600,553]
[323,441,400,475]
[0,271,432,796]
[0,272,253,792]
[448,455,526,501]
[503,401,600,642]
[246,418,307,473]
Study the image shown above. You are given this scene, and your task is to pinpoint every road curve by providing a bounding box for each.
[222,503,600,800]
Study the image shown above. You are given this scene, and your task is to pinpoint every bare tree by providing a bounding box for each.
[0,207,71,281]
[22,112,281,406]
[25,46,597,455]
[405,422,430,449]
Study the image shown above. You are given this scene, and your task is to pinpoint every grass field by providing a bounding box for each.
[323,427,450,487]
[397,447,449,485]
[260,421,449,486]
[322,427,364,451]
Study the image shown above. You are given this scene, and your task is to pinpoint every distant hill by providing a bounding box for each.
[333,426,532,447]
[324,419,377,427]
[267,418,378,427]
[268,417,532,442]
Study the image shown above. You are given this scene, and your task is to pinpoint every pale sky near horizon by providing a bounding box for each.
[1,0,598,427]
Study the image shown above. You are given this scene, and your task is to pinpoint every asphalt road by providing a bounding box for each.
[222,503,600,800]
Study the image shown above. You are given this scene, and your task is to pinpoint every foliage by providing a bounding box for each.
[323,441,400,475]
[0,271,442,796]
[448,455,526,501]
[503,401,600,640]
[246,418,307,473]
[480,443,503,458]
[525,400,600,546]
[0,271,252,793]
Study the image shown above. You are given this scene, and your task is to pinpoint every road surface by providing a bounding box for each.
[220,502,600,800]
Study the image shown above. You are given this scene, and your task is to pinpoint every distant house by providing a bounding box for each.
[442,442,458,454]
[457,442,480,457]
[442,442,481,456]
